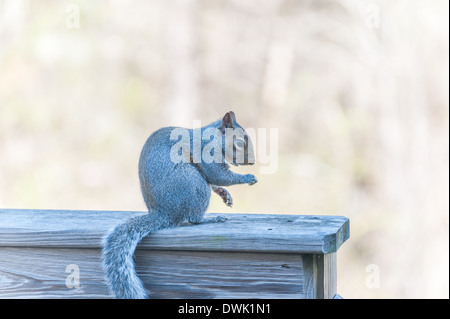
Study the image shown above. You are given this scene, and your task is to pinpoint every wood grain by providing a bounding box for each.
[0,209,349,298]
[0,247,108,298]
[0,247,307,299]
[136,250,306,299]
[0,209,349,254]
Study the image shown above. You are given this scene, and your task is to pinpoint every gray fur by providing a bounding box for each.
[102,111,257,299]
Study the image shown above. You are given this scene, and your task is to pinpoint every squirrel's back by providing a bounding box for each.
[138,126,210,224]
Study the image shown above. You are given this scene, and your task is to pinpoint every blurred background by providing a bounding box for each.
[0,0,448,298]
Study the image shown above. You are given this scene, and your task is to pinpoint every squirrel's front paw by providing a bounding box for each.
[242,174,258,186]
[214,187,233,207]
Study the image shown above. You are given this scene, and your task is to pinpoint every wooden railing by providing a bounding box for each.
[0,209,349,299]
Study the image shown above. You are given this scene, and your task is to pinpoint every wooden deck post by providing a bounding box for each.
[0,209,349,298]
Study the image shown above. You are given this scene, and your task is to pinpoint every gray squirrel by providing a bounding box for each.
[102,111,257,299]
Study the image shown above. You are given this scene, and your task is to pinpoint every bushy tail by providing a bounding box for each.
[102,213,169,299]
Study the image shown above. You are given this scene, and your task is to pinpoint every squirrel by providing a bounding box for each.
[102,111,257,299]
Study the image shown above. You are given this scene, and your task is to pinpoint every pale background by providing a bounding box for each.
[0,0,448,298]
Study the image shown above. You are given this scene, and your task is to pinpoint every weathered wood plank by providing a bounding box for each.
[323,253,337,299]
[0,209,349,254]
[302,253,337,299]
[0,247,306,299]
[136,251,305,299]
[0,247,108,298]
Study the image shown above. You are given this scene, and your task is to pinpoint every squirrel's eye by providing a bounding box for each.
[234,138,245,149]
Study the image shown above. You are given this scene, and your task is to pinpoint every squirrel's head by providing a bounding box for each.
[220,111,255,166]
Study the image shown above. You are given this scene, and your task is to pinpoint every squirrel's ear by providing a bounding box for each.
[221,111,235,131]
[228,111,236,122]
